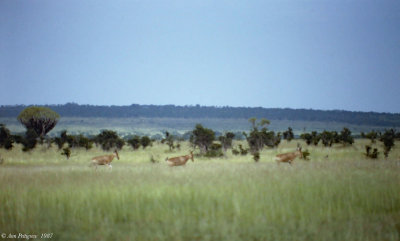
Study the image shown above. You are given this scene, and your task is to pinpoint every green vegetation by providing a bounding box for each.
[17,106,60,138]
[0,140,399,241]
[1,116,400,240]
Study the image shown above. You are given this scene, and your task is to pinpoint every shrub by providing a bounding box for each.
[0,124,14,150]
[95,130,125,151]
[127,135,141,150]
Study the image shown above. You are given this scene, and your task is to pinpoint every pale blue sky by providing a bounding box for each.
[1,0,399,113]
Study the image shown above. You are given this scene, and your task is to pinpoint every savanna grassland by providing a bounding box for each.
[0,140,400,241]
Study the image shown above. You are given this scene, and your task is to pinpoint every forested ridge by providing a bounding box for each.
[1,103,399,127]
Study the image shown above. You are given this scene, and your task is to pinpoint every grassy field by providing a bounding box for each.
[0,140,400,241]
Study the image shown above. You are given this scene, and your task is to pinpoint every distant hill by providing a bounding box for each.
[1,103,399,127]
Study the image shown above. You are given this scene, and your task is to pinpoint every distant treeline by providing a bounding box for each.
[1,103,399,127]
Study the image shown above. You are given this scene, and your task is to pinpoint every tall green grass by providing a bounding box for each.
[0,141,399,240]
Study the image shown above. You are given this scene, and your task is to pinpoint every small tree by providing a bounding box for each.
[311,131,320,146]
[22,128,38,152]
[162,132,175,151]
[191,124,215,154]
[300,133,313,145]
[339,128,354,146]
[18,106,60,138]
[362,131,378,143]
[0,124,14,150]
[127,135,141,150]
[379,129,395,158]
[365,145,379,159]
[61,147,71,159]
[283,127,294,142]
[319,131,334,147]
[245,118,274,154]
[95,130,124,151]
[140,136,152,149]
[218,132,235,154]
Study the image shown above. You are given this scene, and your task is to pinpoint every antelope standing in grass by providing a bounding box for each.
[90,149,119,170]
[275,146,303,165]
[165,151,194,167]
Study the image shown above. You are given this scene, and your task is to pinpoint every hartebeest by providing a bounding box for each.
[165,151,194,166]
[90,149,119,170]
[275,147,303,165]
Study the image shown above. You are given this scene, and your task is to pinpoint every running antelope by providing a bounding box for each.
[165,151,194,167]
[275,147,303,165]
[90,149,119,170]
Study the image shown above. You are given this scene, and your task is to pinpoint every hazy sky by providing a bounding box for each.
[1,0,399,113]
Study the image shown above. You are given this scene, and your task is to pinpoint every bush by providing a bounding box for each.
[0,124,14,150]
[379,129,395,158]
[95,130,125,151]
[252,152,260,162]
[365,145,379,159]
[127,135,141,150]
[204,143,223,158]
[61,147,71,159]
[22,128,38,152]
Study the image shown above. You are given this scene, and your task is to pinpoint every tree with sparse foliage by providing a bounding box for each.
[361,131,378,143]
[18,106,60,138]
[218,132,235,154]
[190,124,215,154]
[162,132,175,151]
[245,118,279,155]
[339,128,354,146]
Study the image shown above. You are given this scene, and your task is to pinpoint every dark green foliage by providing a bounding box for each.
[339,128,354,146]
[191,124,215,154]
[17,106,60,138]
[231,144,248,156]
[245,118,279,153]
[365,145,379,159]
[300,133,313,145]
[311,131,320,146]
[204,143,223,158]
[379,129,396,158]
[54,131,93,150]
[301,149,310,160]
[94,130,125,151]
[127,135,141,150]
[0,124,14,150]
[218,132,235,153]
[238,144,248,155]
[320,131,334,147]
[22,128,38,152]
[140,136,152,149]
[68,134,93,150]
[252,152,260,162]
[54,130,68,149]
[283,127,294,142]
[61,147,71,159]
